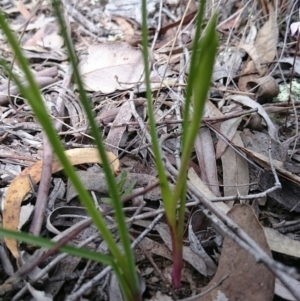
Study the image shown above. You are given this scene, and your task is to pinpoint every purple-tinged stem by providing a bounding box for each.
[170,226,183,288]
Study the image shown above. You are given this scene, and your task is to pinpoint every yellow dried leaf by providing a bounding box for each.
[3,148,120,260]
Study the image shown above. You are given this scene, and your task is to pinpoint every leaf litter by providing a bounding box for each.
[1,0,300,300]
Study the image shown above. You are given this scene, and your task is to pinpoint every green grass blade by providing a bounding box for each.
[0,228,113,266]
[0,57,122,264]
[140,0,173,223]
[0,9,137,298]
[182,0,207,147]
[172,13,218,209]
[51,0,140,295]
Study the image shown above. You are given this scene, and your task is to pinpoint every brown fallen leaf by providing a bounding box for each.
[247,76,279,104]
[105,102,132,156]
[195,128,220,197]
[221,131,249,207]
[22,23,63,52]
[3,148,120,260]
[79,42,145,93]
[238,42,269,76]
[182,205,274,301]
[254,2,278,66]
[215,117,242,159]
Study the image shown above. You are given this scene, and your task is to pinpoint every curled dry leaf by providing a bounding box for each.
[79,42,145,93]
[240,2,278,77]
[47,206,89,235]
[278,57,300,76]
[181,205,274,301]
[238,42,268,76]
[3,148,120,260]
[247,76,279,104]
[228,94,278,141]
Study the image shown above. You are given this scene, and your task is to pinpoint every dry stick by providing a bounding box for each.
[28,137,53,236]
[150,0,163,50]
[58,108,258,133]
[288,29,300,156]
[29,64,72,236]
[0,76,57,106]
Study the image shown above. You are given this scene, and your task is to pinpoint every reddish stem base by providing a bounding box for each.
[172,253,183,288]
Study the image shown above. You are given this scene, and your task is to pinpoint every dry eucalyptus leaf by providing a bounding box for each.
[237,145,300,187]
[22,23,63,52]
[238,42,268,76]
[264,227,300,258]
[275,276,300,300]
[188,214,217,276]
[105,102,132,156]
[205,100,224,118]
[79,42,145,93]
[182,205,274,301]
[215,117,242,159]
[258,170,300,212]
[195,128,220,196]
[10,14,55,32]
[221,131,249,207]
[108,273,124,301]
[240,2,277,77]
[254,2,278,66]
[46,256,81,299]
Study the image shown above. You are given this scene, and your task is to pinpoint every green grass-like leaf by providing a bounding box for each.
[140,0,218,288]
[0,228,113,266]
[0,2,141,299]
[0,0,218,295]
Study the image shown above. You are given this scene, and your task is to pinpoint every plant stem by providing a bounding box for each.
[170,226,183,288]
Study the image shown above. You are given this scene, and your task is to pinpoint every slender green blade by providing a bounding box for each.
[0,228,113,266]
